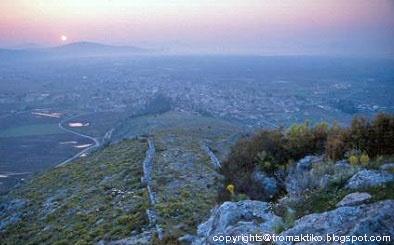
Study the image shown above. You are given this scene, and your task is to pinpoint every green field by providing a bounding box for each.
[0,123,63,138]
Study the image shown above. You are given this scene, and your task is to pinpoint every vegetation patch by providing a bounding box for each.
[219,113,394,201]
[0,139,149,244]
[285,181,394,220]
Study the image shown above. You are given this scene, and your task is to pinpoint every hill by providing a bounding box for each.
[0,112,243,244]
[1,112,393,244]
[0,42,146,61]
[50,42,146,56]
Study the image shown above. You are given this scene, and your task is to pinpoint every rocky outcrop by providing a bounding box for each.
[333,161,361,175]
[193,199,394,245]
[286,155,324,197]
[286,157,371,197]
[336,192,372,207]
[193,200,282,245]
[296,155,323,171]
[279,200,394,245]
[252,170,280,199]
[345,170,394,190]
[193,154,394,245]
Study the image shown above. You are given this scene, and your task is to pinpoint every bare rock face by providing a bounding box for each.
[278,200,394,245]
[193,200,283,245]
[336,192,372,207]
[345,170,393,190]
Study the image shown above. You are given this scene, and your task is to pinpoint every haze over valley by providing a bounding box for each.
[1,47,393,192]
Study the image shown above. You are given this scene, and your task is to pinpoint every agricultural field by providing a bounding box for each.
[62,111,126,138]
[0,123,63,138]
[0,112,92,193]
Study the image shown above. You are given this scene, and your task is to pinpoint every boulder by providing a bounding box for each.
[279,200,394,245]
[334,161,353,171]
[319,174,333,190]
[193,200,282,245]
[336,192,372,207]
[286,155,325,197]
[333,161,360,179]
[345,170,393,190]
[296,155,322,172]
[178,234,195,244]
[381,163,394,171]
[252,170,280,198]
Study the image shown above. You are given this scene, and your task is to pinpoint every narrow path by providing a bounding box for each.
[56,115,100,166]
[141,138,164,240]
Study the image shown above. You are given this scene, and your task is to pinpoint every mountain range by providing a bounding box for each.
[0,41,146,58]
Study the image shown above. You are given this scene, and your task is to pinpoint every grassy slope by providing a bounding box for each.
[1,139,149,244]
[1,112,243,244]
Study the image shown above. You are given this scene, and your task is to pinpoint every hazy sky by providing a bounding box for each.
[1,0,394,56]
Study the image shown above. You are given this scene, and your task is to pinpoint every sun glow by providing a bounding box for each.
[60,35,68,41]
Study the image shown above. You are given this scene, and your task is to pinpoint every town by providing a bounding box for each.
[1,57,392,129]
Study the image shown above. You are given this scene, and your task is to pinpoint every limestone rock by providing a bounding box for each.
[279,200,394,245]
[296,155,322,171]
[345,170,393,190]
[286,155,325,197]
[252,170,279,198]
[336,192,372,207]
[193,200,282,245]
[178,234,195,244]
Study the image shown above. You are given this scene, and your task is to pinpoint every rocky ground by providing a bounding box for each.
[192,156,394,245]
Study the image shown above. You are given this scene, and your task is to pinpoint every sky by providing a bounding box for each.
[0,0,393,56]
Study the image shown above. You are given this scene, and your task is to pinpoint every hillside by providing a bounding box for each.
[1,113,393,244]
[0,112,243,244]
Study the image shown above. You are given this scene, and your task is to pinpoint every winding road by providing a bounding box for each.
[56,115,100,166]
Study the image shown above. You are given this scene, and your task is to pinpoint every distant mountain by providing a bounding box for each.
[49,41,146,56]
[0,42,147,61]
[13,43,43,50]
[0,48,32,60]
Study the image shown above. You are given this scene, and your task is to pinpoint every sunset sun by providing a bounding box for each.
[60,35,68,42]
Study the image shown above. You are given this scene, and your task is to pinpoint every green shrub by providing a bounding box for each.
[326,113,394,160]
[349,155,358,165]
[219,113,394,202]
[360,153,370,167]
[54,239,69,245]
[116,215,133,225]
